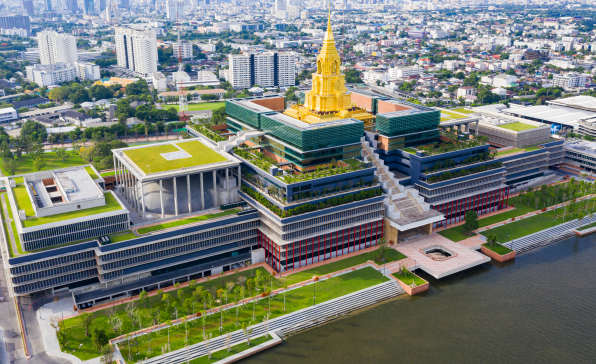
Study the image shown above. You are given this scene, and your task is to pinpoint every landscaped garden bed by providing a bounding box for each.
[391,269,428,296]
[481,242,516,262]
[57,247,407,362]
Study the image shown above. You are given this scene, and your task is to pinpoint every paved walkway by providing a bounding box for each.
[0,193,19,256]
[392,233,490,279]
[37,296,100,364]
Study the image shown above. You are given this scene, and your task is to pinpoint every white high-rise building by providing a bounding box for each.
[553,72,587,89]
[115,27,158,78]
[173,40,193,59]
[25,63,77,87]
[74,61,101,81]
[37,31,78,65]
[166,0,185,19]
[229,54,251,90]
[228,51,295,89]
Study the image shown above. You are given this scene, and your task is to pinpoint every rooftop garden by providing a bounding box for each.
[137,209,240,234]
[108,231,138,244]
[426,161,503,184]
[417,133,489,156]
[401,148,417,154]
[451,108,476,114]
[495,144,543,156]
[235,146,279,173]
[278,158,370,184]
[482,242,514,255]
[392,267,426,286]
[497,122,538,131]
[20,193,123,228]
[240,184,382,218]
[84,166,99,180]
[190,123,226,142]
[58,264,388,361]
[424,149,497,174]
[124,141,228,174]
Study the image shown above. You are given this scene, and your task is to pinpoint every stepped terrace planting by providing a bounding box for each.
[57,248,404,361]
[240,184,382,218]
[190,124,226,142]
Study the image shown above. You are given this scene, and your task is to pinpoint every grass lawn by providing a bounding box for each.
[2,193,23,255]
[164,102,225,112]
[100,171,116,177]
[451,108,476,114]
[498,122,538,131]
[13,185,34,217]
[109,231,139,243]
[22,193,123,227]
[437,196,536,242]
[84,166,99,180]
[13,177,24,184]
[441,110,467,120]
[281,249,406,287]
[124,141,227,174]
[63,267,386,361]
[480,212,573,244]
[0,152,87,176]
[578,221,596,231]
[496,148,522,156]
[523,145,541,152]
[137,209,239,234]
[482,242,514,255]
[440,117,449,122]
[189,335,270,364]
[392,271,426,286]
[0,193,15,257]
[401,148,417,154]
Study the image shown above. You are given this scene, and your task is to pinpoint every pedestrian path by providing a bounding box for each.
[114,270,404,364]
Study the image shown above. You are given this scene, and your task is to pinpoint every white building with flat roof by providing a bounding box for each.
[173,40,193,59]
[152,71,167,90]
[115,27,158,78]
[37,31,78,66]
[25,63,76,87]
[553,72,586,89]
[0,107,17,122]
[228,51,295,89]
[388,66,423,79]
[74,61,100,81]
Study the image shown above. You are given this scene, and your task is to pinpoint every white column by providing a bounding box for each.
[174,177,178,216]
[160,179,164,219]
[187,175,191,214]
[476,120,480,135]
[113,156,119,191]
[140,182,146,221]
[133,176,139,212]
[200,173,204,210]
[226,168,230,203]
[237,166,241,188]
[213,170,218,207]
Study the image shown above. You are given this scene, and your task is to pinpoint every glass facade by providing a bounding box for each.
[376,109,440,138]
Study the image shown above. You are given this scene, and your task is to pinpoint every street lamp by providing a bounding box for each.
[147,165,151,174]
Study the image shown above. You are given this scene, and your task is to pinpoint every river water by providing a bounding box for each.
[247,235,596,364]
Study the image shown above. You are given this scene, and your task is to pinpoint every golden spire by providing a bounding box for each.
[319,5,339,62]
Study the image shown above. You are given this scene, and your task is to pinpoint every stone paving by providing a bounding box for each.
[392,233,490,279]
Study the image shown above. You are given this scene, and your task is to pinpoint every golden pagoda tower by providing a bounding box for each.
[283,10,374,127]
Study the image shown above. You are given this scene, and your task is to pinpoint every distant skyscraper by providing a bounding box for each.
[119,0,129,9]
[38,31,78,65]
[84,0,94,14]
[115,27,158,77]
[22,0,34,15]
[46,0,52,10]
[166,0,184,19]
[0,15,31,36]
[66,0,78,12]
[99,0,106,11]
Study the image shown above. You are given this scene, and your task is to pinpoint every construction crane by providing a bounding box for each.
[177,13,189,126]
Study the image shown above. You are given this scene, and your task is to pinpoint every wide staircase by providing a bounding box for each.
[217,130,265,152]
[139,276,404,364]
[361,136,442,229]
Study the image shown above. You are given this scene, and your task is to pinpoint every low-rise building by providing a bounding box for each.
[25,63,76,87]
[457,86,476,98]
[388,66,423,79]
[552,72,586,89]
[0,107,18,123]
[152,71,167,91]
[74,61,101,81]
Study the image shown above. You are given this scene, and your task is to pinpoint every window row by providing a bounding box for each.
[14,269,98,295]
[11,250,95,275]
[101,220,260,262]
[22,214,129,242]
[23,222,129,251]
[13,260,96,285]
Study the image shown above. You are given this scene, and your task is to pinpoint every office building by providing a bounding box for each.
[166,0,184,19]
[388,66,423,79]
[38,31,78,66]
[46,0,52,10]
[0,15,31,36]
[22,0,34,15]
[552,72,586,89]
[0,107,18,122]
[114,27,158,78]
[173,40,192,59]
[228,51,295,89]
[119,0,129,9]
[84,0,94,14]
[74,61,101,81]
[25,63,77,86]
